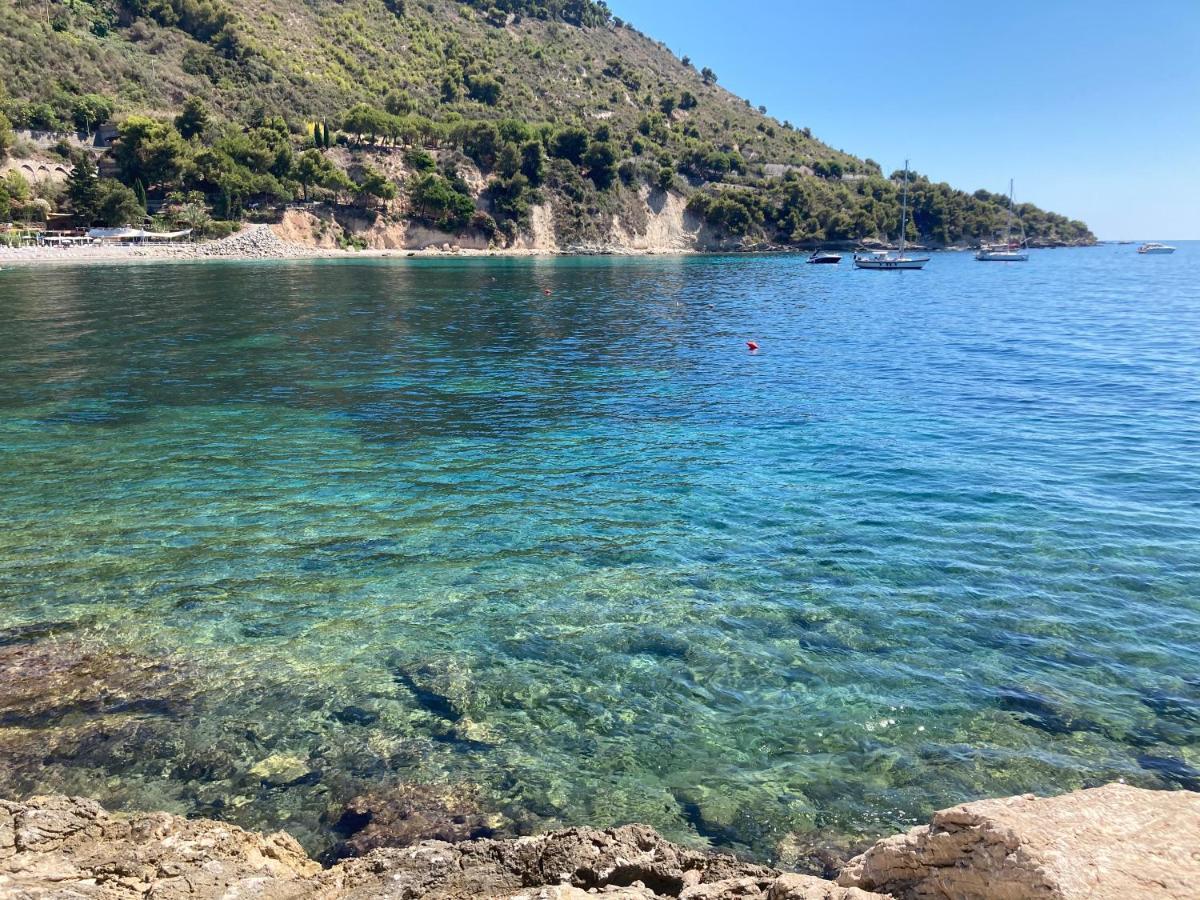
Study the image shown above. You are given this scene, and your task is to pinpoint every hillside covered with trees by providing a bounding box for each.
[0,0,1094,248]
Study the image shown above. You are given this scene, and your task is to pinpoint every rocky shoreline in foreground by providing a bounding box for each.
[2,784,1197,899]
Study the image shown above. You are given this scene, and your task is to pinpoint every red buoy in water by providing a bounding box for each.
[746,341,759,352]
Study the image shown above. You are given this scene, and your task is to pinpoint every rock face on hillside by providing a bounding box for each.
[837,783,1200,899]
[2,786,1197,899]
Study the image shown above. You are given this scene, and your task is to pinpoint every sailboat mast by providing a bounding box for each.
[1005,178,1015,245]
[899,160,909,256]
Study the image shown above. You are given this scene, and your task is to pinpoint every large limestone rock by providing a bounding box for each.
[0,794,320,899]
[837,783,1200,899]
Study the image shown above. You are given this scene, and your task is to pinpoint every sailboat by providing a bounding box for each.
[854,161,930,270]
[976,180,1029,261]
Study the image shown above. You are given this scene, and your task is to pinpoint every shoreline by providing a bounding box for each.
[0,224,1096,268]
[2,785,1195,898]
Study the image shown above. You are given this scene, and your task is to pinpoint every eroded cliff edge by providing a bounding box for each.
[2,784,1196,900]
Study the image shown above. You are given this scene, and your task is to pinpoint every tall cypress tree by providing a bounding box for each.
[133,179,148,213]
[66,155,101,224]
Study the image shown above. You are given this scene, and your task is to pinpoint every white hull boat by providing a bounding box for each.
[976,247,1029,261]
[1137,243,1175,254]
[853,253,930,270]
[976,180,1028,261]
[855,160,928,271]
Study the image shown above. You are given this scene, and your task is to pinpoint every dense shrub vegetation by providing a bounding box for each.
[0,0,1092,246]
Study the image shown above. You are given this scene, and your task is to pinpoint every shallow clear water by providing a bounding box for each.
[1,246,1198,860]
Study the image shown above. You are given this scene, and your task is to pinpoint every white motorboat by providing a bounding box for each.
[1137,242,1176,254]
[976,180,1029,261]
[807,250,842,264]
[854,161,929,270]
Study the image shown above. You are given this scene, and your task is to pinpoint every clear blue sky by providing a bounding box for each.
[607,0,1200,239]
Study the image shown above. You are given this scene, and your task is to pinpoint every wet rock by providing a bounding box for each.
[251,753,316,787]
[838,782,1200,899]
[1136,754,1200,791]
[996,685,1096,736]
[0,619,78,647]
[0,638,196,727]
[1141,692,1200,725]
[333,705,379,727]
[326,782,498,861]
[390,657,471,723]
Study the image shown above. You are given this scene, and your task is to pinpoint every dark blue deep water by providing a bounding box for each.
[1,245,1197,860]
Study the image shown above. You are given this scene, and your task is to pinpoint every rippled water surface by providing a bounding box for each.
[1,247,1198,860]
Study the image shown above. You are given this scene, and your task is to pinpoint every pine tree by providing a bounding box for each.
[66,154,101,224]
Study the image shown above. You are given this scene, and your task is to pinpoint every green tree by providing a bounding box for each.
[355,165,397,203]
[465,73,502,105]
[0,110,12,160]
[96,179,145,226]
[519,140,544,185]
[583,141,617,189]
[70,94,113,133]
[342,103,389,143]
[496,142,522,179]
[113,116,189,189]
[67,154,101,223]
[550,126,589,165]
[293,149,350,201]
[384,89,415,115]
[700,66,717,85]
[408,173,474,230]
[175,96,211,139]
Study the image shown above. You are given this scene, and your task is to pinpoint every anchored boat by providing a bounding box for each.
[1137,242,1176,254]
[807,250,842,264]
[976,179,1029,261]
[854,161,929,270]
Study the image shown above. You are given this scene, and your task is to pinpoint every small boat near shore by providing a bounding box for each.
[807,250,842,264]
[1137,242,1175,254]
[854,160,929,270]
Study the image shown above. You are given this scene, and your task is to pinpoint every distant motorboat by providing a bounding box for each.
[807,250,842,264]
[976,180,1029,261]
[1137,242,1175,254]
[854,160,929,270]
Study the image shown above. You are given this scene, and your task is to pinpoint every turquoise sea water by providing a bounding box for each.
[1,245,1198,860]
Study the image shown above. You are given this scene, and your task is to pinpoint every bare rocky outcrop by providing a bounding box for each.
[0,797,879,900]
[3,786,1197,899]
[0,794,320,899]
[837,783,1200,899]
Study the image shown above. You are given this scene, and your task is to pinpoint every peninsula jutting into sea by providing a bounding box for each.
[1,1,1197,899]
